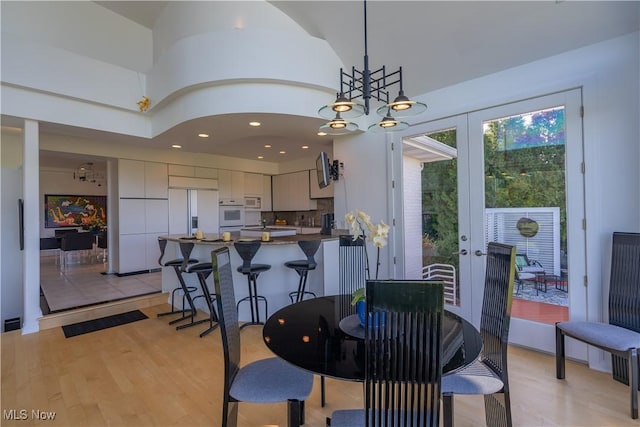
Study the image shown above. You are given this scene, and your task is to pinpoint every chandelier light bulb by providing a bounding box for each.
[330,120,347,129]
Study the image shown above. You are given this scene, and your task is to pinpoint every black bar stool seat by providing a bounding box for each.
[234,241,271,330]
[285,240,321,304]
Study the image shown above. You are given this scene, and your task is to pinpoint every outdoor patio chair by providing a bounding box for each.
[515,253,545,295]
[442,242,516,427]
[423,263,457,305]
[555,232,640,419]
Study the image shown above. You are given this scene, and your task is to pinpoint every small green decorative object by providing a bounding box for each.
[517,217,539,238]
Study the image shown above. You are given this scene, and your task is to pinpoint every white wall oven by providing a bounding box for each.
[219,199,245,229]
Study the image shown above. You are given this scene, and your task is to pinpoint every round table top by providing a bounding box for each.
[263,294,482,381]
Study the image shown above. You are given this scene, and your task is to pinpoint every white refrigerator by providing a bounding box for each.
[168,188,219,236]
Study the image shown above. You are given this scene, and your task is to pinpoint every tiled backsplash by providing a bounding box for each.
[261,198,333,227]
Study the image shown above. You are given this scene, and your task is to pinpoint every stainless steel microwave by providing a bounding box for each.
[244,196,261,210]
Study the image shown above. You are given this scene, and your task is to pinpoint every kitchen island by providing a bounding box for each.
[158,233,340,324]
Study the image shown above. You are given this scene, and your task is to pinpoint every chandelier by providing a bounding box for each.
[318,0,427,135]
[74,162,105,187]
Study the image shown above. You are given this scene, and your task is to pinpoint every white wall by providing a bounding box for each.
[402,156,423,279]
[0,132,25,328]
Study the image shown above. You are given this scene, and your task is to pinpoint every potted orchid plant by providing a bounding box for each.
[344,210,390,326]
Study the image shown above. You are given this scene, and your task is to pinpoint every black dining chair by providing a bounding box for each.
[556,232,640,419]
[211,247,313,427]
[328,279,445,427]
[441,242,516,427]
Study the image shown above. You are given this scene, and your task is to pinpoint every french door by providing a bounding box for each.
[402,89,586,354]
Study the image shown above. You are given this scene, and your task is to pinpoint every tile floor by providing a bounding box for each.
[40,250,162,313]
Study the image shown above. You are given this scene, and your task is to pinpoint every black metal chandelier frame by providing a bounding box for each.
[319,0,426,134]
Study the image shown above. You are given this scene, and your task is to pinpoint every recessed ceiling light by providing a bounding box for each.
[301,145,309,149]
[198,133,209,138]
[172,144,182,149]
[257,155,264,159]
[317,131,327,136]
[279,151,286,154]
[264,144,272,148]
[249,121,261,127]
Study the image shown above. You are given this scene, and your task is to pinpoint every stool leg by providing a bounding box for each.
[196,271,219,338]
[175,271,216,331]
[159,265,197,318]
[239,273,267,330]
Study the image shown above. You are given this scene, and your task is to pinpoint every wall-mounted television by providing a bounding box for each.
[316,151,332,189]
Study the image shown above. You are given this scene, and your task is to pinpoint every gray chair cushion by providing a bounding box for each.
[331,409,435,426]
[330,409,364,426]
[229,357,313,403]
[441,360,504,395]
[557,321,640,352]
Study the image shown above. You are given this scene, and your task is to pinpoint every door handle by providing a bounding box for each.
[475,250,486,256]
[453,249,468,256]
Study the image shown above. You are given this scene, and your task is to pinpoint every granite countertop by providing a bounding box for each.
[160,233,337,245]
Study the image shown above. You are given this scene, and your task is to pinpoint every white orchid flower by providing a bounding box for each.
[372,235,387,248]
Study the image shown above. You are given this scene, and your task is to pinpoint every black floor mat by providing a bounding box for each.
[62,310,148,338]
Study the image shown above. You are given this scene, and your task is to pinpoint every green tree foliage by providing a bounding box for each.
[421,107,567,268]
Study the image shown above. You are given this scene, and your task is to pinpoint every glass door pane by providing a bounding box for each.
[468,89,585,353]
[421,128,461,307]
[483,106,569,323]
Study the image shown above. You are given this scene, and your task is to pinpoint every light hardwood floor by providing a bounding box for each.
[1,304,636,427]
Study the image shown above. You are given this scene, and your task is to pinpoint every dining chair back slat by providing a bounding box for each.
[328,279,444,426]
[338,235,367,318]
[366,280,444,427]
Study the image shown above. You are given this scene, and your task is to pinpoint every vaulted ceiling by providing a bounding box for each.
[9,1,640,164]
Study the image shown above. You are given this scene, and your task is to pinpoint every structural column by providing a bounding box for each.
[22,119,42,334]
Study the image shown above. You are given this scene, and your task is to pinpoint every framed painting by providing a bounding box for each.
[44,194,107,229]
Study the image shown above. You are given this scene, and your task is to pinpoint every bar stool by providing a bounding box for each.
[178,242,219,337]
[285,240,321,303]
[234,241,271,330]
[156,238,199,320]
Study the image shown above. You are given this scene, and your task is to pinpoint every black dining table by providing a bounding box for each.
[262,294,482,381]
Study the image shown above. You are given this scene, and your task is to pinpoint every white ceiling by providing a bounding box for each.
[9,1,640,165]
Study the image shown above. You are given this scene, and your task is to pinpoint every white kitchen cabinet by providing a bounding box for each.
[168,164,195,177]
[144,199,169,233]
[118,159,145,198]
[118,234,148,273]
[195,167,218,179]
[244,173,263,196]
[309,170,334,198]
[272,171,318,211]
[117,159,169,274]
[144,162,168,198]
[262,175,272,211]
[119,199,146,235]
[119,159,168,198]
[218,170,245,200]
